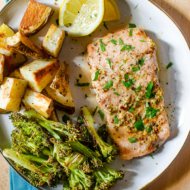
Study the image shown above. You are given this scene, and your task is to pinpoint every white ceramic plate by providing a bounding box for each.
[0,0,190,189]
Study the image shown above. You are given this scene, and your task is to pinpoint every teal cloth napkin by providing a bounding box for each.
[6,0,38,187]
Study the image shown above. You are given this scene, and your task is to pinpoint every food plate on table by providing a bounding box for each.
[0,0,190,190]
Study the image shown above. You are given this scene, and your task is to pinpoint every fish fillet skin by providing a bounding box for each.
[87,28,170,160]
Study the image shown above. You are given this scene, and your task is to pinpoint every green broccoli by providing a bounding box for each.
[3,149,63,187]
[81,107,119,163]
[93,164,124,190]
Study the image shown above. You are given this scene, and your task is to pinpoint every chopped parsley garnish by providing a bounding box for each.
[99,39,106,52]
[155,100,158,104]
[120,64,123,68]
[146,107,159,118]
[79,74,82,78]
[98,110,104,120]
[93,69,101,81]
[97,47,99,52]
[136,101,139,106]
[140,40,145,42]
[132,66,140,72]
[92,106,98,116]
[85,94,88,99]
[110,39,117,45]
[123,59,126,63]
[145,126,152,133]
[129,23,136,28]
[150,154,154,159]
[145,101,149,107]
[134,119,144,131]
[146,81,154,92]
[120,45,135,52]
[94,13,98,17]
[124,73,128,79]
[90,15,92,18]
[114,92,120,96]
[76,81,90,87]
[119,38,124,45]
[166,62,173,69]
[81,52,85,55]
[156,145,159,149]
[135,86,141,91]
[77,117,84,124]
[145,81,154,99]
[103,80,113,89]
[129,29,133,36]
[134,4,138,9]
[159,95,162,100]
[113,88,115,91]
[128,138,137,143]
[114,115,119,124]
[56,19,59,26]
[128,108,134,112]
[138,57,145,67]
[62,115,71,123]
[106,58,111,68]
[123,79,135,88]
[103,22,108,30]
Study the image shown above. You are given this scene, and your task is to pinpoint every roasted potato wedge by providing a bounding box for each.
[45,84,75,114]
[9,69,24,80]
[22,88,54,118]
[7,31,49,59]
[5,50,27,73]
[20,59,60,92]
[0,77,28,111]
[42,24,65,58]
[50,61,69,96]
[19,0,54,36]
[0,54,5,84]
[49,110,59,122]
[0,23,14,56]
[0,108,9,114]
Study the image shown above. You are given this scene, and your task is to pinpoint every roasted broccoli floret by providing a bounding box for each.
[3,149,63,187]
[97,124,108,142]
[93,164,124,190]
[11,129,52,156]
[81,107,119,163]
[24,110,103,168]
[10,113,51,155]
[24,110,87,141]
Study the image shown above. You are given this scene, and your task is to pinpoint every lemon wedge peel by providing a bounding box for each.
[59,0,105,37]
[103,0,120,21]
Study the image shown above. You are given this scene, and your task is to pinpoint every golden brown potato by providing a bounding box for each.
[42,24,65,58]
[9,69,24,80]
[4,50,27,73]
[20,59,60,92]
[49,110,59,122]
[19,0,54,36]
[0,54,5,84]
[45,84,75,114]
[0,108,9,114]
[50,61,70,96]
[22,88,54,118]
[0,77,28,111]
[0,23,15,56]
[7,31,49,59]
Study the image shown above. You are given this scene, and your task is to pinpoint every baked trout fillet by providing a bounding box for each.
[87,28,170,160]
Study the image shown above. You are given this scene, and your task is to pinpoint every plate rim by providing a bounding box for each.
[0,0,189,190]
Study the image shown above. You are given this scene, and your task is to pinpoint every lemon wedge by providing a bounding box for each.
[59,0,104,37]
[103,0,120,21]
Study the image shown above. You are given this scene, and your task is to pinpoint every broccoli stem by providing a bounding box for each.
[24,110,78,140]
[3,149,41,174]
[81,107,119,163]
